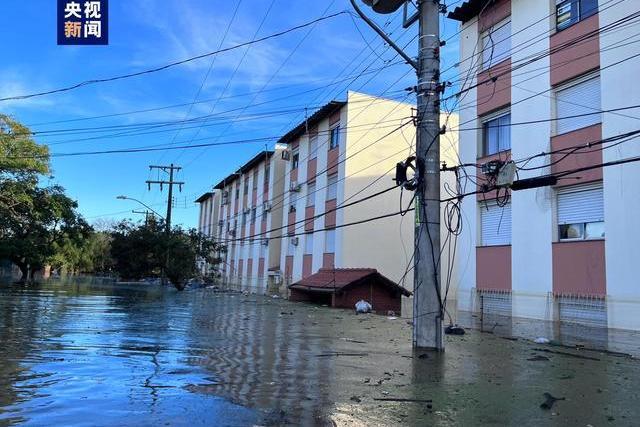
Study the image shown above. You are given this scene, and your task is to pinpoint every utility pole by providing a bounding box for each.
[146,164,184,232]
[353,0,443,350]
[132,209,152,225]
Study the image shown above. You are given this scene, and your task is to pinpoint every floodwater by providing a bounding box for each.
[1,279,639,426]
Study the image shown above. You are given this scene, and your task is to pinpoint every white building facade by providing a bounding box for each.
[449,0,640,330]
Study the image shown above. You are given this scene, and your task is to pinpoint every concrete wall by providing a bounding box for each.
[599,0,640,330]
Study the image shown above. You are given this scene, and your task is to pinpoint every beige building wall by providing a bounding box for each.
[342,91,460,313]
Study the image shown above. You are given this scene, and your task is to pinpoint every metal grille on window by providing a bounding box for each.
[480,201,512,246]
[557,295,607,327]
[479,290,512,317]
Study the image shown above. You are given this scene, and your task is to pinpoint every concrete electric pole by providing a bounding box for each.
[146,164,184,233]
[352,0,443,350]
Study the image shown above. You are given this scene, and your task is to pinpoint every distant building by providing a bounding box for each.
[448,0,640,330]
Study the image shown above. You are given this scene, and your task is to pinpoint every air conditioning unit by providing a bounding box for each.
[290,237,299,246]
[261,239,269,246]
[290,181,301,192]
[263,202,272,212]
[282,150,291,161]
[289,204,296,213]
[228,228,236,237]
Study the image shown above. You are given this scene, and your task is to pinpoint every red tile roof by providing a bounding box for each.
[289,268,411,296]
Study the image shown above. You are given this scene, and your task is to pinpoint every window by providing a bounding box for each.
[291,147,300,170]
[324,229,336,253]
[555,75,601,135]
[309,129,318,159]
[326,174,338,201]
[329,125,340,150]
[259,240,267,258]
[235,186,239,200]
[243,178,249,195]
[242,211,247,226]
[287,237,296,256]
[262,208,267,222]
[482,112,511,156]
[482,19,511,69]
[480,201,511,246]
[264,163,270,185]
[556,0,598,31]
[306,183,316,207]
[305,233,314,254]
[251,208,256,224]
[557,182,604,240]
[252,170,258,190]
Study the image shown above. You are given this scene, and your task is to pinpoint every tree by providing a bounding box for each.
[109,220,224,290]
[0,114,49,177]
[0,181,90,282]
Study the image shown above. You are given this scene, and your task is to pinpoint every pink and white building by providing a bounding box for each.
[449,0,640,330]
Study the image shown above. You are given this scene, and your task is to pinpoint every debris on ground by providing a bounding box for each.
[540,392,565,410]
[387,310,396,316]
[355,300,372,314]
[445,325,466,335]
[373,397,432,403]
[533,347,601,361]
[387,316,398,320]
[534,337,550,344]
[527,355,550,362]
[418,353,429,359]
[350,396,362,403]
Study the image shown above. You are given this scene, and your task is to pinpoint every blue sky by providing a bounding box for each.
[0,0,460,228]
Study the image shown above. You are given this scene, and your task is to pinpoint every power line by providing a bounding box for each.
[0,11,350,103]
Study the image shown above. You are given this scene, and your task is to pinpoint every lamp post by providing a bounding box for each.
[116,196,165,221]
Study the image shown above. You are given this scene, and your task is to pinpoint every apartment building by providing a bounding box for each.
[196,91,460,310]
[210,149,287,293]
[449,0,640,330]
[195,191,218,275]
[276,92,416,291]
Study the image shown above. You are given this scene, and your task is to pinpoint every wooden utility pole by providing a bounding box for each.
[146,164,184,232]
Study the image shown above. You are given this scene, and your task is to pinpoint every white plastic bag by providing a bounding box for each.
[355,300,372,314]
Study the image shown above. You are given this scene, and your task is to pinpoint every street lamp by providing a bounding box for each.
[116,195,165,220]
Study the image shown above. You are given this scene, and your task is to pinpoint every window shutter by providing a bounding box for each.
[480,202,511,246]
[557,183,604,225]
[556,76,601,135]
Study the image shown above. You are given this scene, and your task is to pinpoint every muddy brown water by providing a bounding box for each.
[0,278,638,426]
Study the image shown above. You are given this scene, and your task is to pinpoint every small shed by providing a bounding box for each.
[288,268,412,314]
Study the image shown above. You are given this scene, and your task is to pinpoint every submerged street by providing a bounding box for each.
[0,279,638,426]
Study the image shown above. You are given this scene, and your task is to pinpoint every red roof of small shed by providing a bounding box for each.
[289,268,411,296]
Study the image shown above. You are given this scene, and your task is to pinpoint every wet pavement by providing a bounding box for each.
[1,278,639,426]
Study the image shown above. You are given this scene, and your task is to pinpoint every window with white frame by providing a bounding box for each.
[324,228,336,253]
[557,182,604,240]
[329,125,340,150]
[291,147,300,171]
[482,18,511,69]
[306,182,316,207]
[480,201,512,246]
[482,111,511,156]
[259,240,267,258]
[556,0,598,31]
[555,75,601,135]
[326,174,338,201]
[309,130,318,159]
[305,233,314,254]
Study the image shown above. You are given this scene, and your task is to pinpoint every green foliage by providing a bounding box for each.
[109,220,224,290]
[0,115,49,177]
[0,180,90,282]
